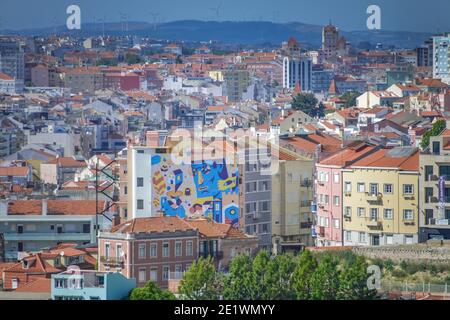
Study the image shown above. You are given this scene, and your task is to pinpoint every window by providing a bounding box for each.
[369,183,378,195]
[403,184,414,195]
[344,182,351,192]
[357,207,365,217]
[333,196,340,206]
[175,241,182,257]
[162,242,169,257]
[124,186,128,195]
[324,217,329,227]
[138,243,146,259]
[162,266,170,280]
[82,224,90,233]
[386,235,393,245]
[405,235,414,244]
[425,188,434,203]
[358,232,366,243]
[246,202,257,213]
[137,199,144,210]
[370,208,378,221]
[357,183,365,193]
[259,201,270,212]
[344,206,352,217]
[384,209,393,220]
[384,184,393,194]
[259,180,270,191]
[175,265,183,278]
[150,243,157,258]
[137,177,144,187]
[105,243,110,259]
[333,219,340,229]
[116,244,123,259]
[333,173,339,183]
[138,268,146,283]
[345,231,352,242]
[246,181,257,193]
[425,165,433,181]
[324,195,329,205]
[403,209,414,221]
[150,268,158,282]
[186,241,193,256]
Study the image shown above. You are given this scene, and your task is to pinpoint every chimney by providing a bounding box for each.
[112,213,121,227]
[42,199,48,216]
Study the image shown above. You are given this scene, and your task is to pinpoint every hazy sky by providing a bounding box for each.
[1,0,449,32]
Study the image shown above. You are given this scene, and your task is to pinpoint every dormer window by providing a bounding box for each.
[22,260,29,269]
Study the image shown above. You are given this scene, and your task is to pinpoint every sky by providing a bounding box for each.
[1,0,449,33]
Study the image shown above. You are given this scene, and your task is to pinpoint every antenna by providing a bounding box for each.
[148,11,160,36]
[52,16,58,36]
[209,3,222,21]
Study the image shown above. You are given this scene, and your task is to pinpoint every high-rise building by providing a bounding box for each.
[433,34,450,84]
[322,24,340,59]
[417,37,433,67]
[0,39,25,80]
[282,56,312,90]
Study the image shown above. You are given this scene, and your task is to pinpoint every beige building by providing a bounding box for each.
[342,147,419,246]
[271,147,315,253]
[419,123,450,241]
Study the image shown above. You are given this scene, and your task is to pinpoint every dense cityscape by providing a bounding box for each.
[1,1,450,303]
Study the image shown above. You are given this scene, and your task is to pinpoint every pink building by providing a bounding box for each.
[315,142,379,246]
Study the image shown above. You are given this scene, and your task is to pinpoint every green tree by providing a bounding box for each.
[339,91,360,108]
[310,254,340,300]
[249,250,272,299]
[292,250,318,300]
[292,93,324,118]
[129,281,176,300]
[263,253,297,299]
[125,53,142,64]
[338,256,377,300]
[223,254,254,300]
[421,119,446,149]
[179,256,222,300]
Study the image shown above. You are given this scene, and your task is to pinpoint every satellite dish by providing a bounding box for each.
[60,251,65,256]
[120,251,125,258]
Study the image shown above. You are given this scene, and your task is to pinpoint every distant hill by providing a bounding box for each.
[6,20,432,48]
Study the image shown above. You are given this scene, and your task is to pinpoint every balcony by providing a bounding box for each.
[316,226,325,237]
[429,218,450,226]
[365,192,382,203]
[199,251,223,260]
[366,218,382,229]
[100,256,124,267]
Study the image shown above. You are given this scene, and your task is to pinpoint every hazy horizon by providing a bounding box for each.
[0,0,449,33]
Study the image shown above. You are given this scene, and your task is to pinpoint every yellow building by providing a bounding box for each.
[271,147,315,253]
[209,70,224,82]
[342,147,419,246]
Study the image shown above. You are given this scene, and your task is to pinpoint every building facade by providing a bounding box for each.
[433,34,450,85]
[342,148,419,246]
[419,124,450,241]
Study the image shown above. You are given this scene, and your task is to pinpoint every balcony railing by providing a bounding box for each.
[100,256,124,266]
[366,218,382,228]
[199,251,223,260]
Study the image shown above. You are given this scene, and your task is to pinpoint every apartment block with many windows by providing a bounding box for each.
[419,123,450,241]
[342,147,419,246]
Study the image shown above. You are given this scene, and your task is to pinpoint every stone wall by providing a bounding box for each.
[353,242,450,263]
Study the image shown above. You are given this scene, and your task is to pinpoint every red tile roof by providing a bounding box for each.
[8,200,106,215]
[110,216,196,233]
[0,166,30,176]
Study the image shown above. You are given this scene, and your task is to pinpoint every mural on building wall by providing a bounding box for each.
[151,154,239,226]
